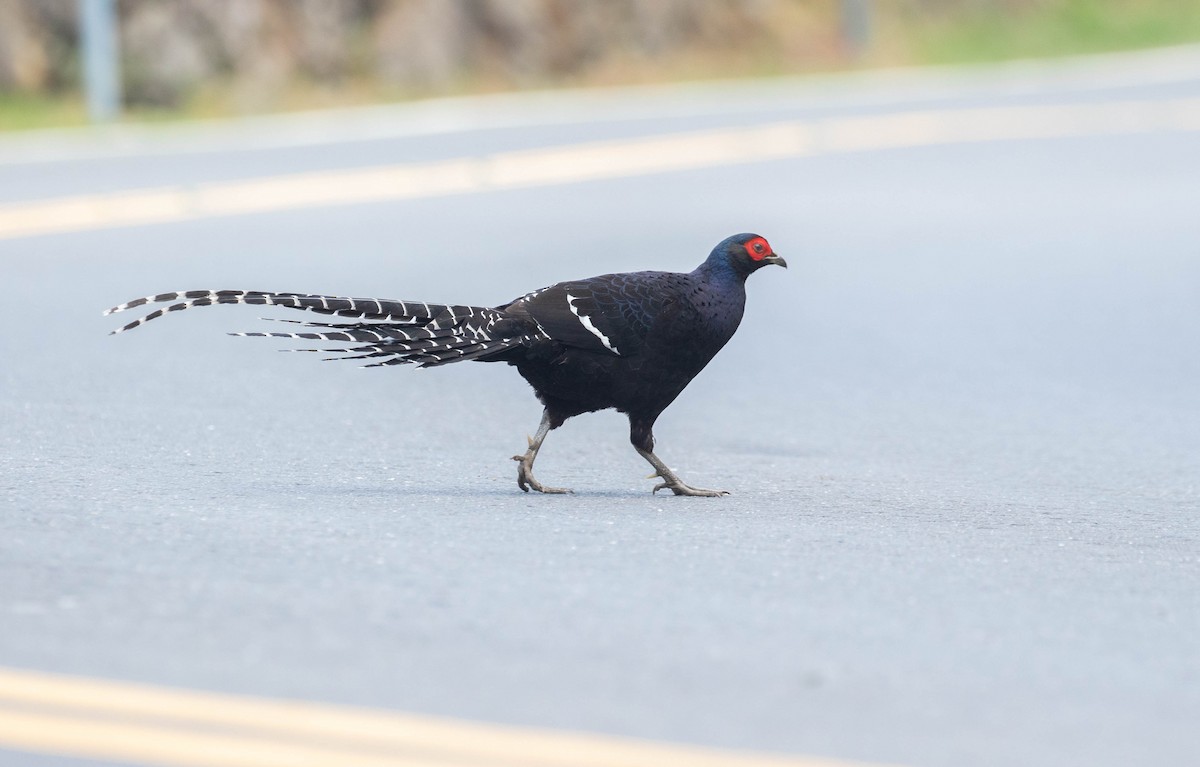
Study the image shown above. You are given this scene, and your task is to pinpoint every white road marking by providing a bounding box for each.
[1,98,1198,241]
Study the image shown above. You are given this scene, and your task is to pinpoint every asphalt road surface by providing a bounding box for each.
[2,47,1199,767]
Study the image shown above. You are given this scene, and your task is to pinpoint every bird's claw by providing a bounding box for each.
[651,480,729,497]
[643,457,728,496]
[512,454,572,494]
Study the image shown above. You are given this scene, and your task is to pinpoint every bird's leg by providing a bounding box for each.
[630,419,728,497]
[512,410,572,494]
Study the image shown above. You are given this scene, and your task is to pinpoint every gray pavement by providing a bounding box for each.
[2,48,1199,767]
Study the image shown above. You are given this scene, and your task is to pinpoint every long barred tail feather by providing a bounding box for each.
[106,288,544,368]
[104,289,483,335]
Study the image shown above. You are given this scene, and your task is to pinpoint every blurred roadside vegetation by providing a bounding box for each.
[2,0,1199,131]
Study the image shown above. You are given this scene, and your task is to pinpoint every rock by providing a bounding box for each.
[0,0,51,91]
[120,2,221,106]
[374,0,471,89]
[2,0,791,110]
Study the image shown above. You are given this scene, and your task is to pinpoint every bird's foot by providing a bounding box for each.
[639,449,729,497]
[646,470,729,497]
[651,478,729,497]
[512,453,572,494]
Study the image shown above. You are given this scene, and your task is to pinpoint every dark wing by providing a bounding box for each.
[501,271,688,358]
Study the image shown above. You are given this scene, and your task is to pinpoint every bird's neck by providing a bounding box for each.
[691,261,749,331]
[694,258,750,288]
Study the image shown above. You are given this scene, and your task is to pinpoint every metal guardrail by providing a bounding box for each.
[841,0,872,55]
[79,0,121,121]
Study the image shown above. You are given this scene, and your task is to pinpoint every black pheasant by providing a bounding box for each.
[105,233,786,496]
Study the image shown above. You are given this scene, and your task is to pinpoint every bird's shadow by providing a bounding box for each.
[254,479,681,503]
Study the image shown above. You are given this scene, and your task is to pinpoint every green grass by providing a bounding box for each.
[0,92,88,132]
[901,0,1200,64]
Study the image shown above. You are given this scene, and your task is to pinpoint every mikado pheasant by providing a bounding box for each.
[106,233,787,496]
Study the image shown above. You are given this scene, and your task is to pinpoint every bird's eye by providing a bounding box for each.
[753,242,764,253]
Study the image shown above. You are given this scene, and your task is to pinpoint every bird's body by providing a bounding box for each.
[106,233,786,495]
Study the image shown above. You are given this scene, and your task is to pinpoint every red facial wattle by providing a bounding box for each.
[743,236,773,261]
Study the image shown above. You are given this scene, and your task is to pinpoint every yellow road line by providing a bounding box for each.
[0,708,466,767]
[0,666,887,767]
[2,97,1197,242]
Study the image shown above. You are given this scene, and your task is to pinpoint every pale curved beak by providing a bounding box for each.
[764,254,787,268]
